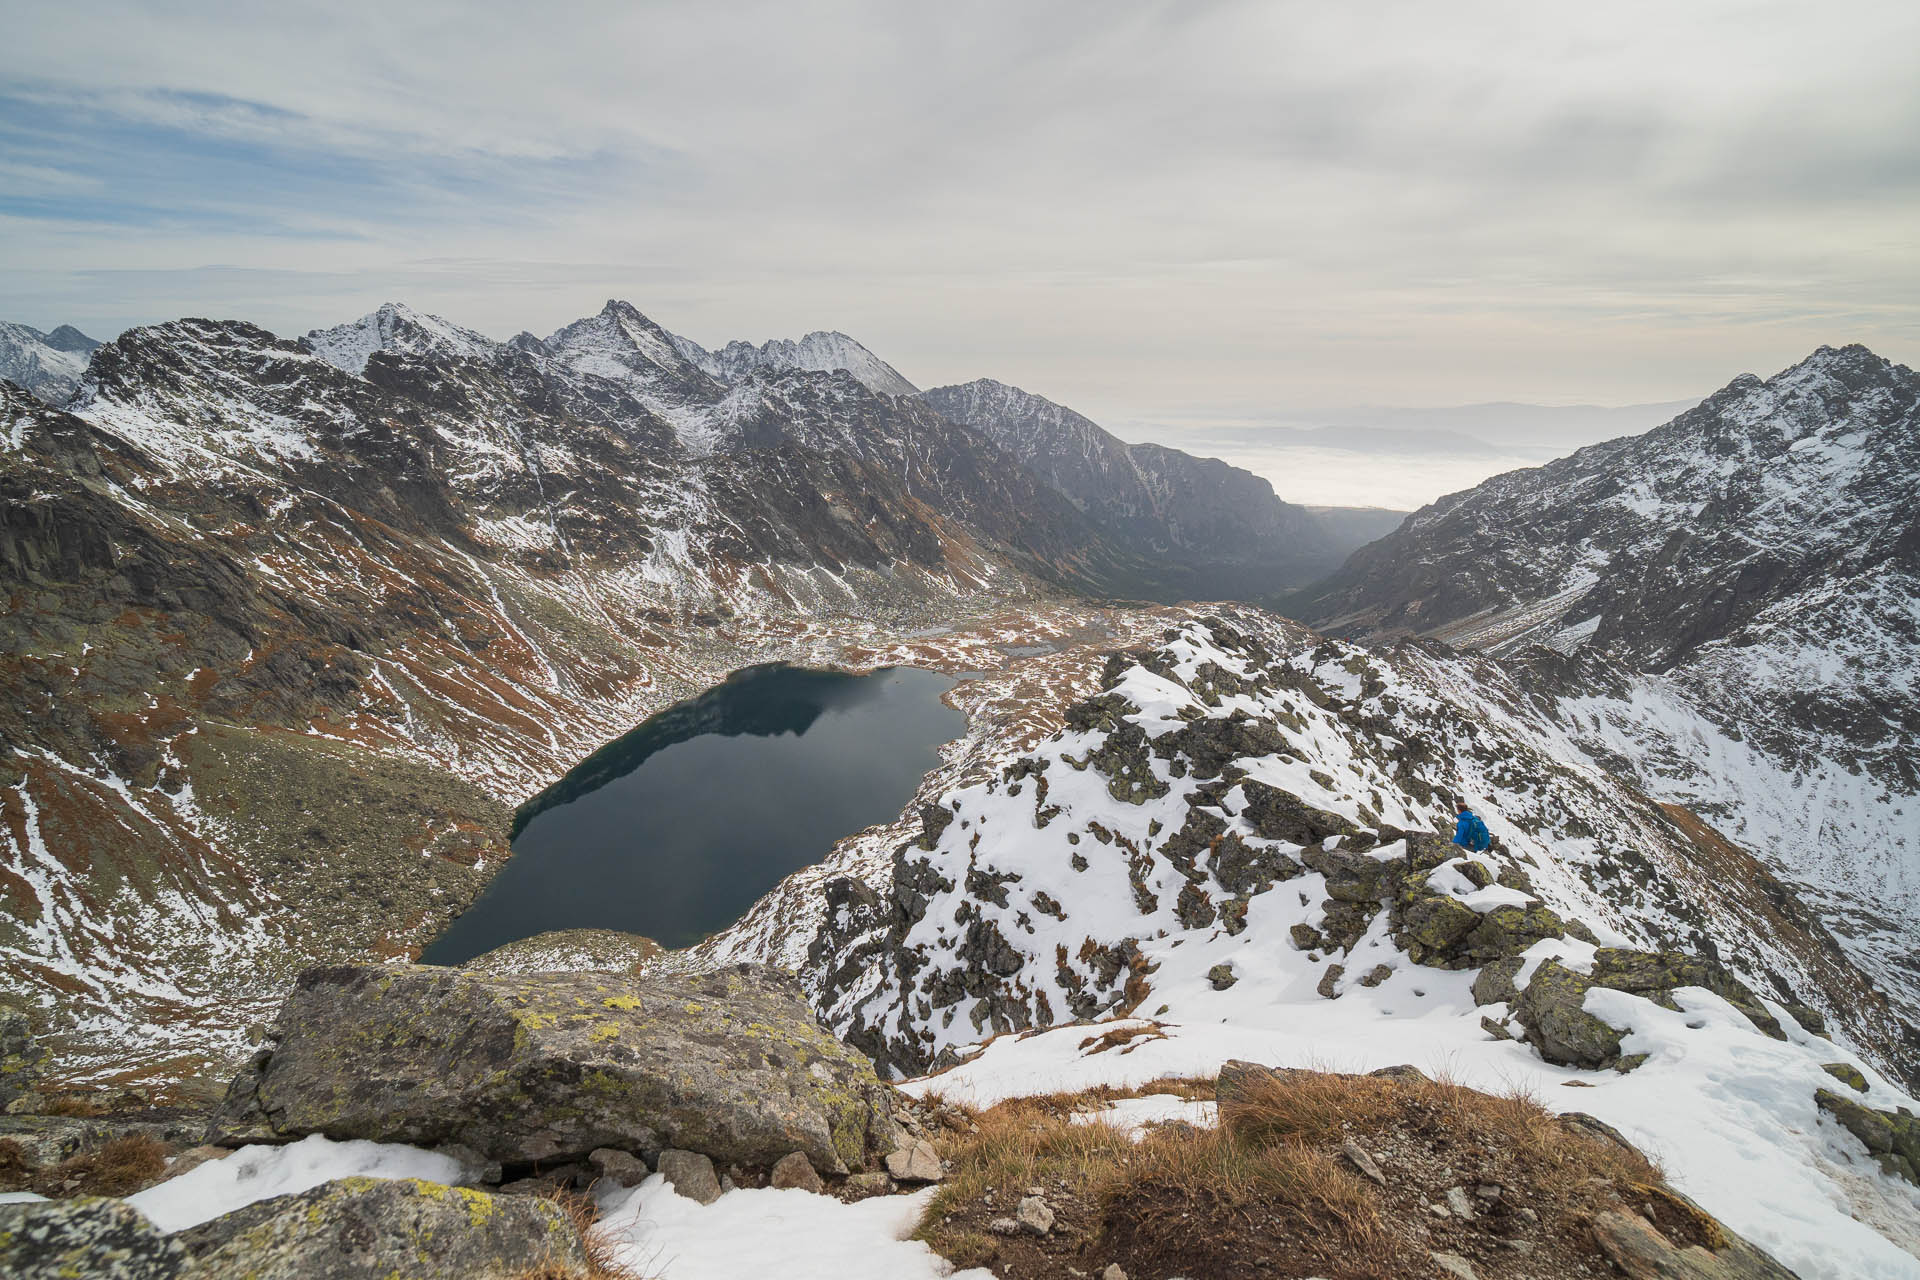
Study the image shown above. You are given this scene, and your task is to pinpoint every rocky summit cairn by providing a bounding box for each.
[211,962,903,1175]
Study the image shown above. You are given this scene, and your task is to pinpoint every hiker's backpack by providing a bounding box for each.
[1463,811,1491,853]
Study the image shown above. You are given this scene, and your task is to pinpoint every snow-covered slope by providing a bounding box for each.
[751,613,1920,1277]
[674,329,921,398]
[0,321,100,404]
[304,302,500,375]
[1301,344,1920,1047]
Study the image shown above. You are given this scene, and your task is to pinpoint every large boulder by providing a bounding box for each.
[1588,950,1785,1040]
[173,1176,586,1278]
[0,1197,191,1280]
[1512,960,1628,1069]
[1512,948,1792,1071]
[1300,843,1402,904]
[1,999,46,1110]
[211,963,901,1174]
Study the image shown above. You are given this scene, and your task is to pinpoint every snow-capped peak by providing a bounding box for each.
[673,328,920,398]
[544,300,712,385]
[0,320,101,404]
[304,302,501,375]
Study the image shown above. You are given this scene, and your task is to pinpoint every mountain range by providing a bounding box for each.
[0,297,1374,1076]
[3,301,1918,1272]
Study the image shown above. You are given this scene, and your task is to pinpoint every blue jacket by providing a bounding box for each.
[1453,809,1490,851]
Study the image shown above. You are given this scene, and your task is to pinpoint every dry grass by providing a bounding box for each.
[0,1138,33,1192]
[29,1134,172,1197]
[920,1094,1142,1212]
[1097,1125,1388,1268]
[37,1092,111,1117]
[1222,1067,1662,1204]
[507,1188,656,1280]
[918,1065,1679,1279]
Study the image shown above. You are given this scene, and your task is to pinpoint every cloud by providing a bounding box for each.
[0,0,1914,414]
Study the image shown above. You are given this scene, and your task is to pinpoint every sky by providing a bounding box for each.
[2,0,1917,433]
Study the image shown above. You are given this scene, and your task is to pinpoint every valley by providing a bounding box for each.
[2,305,1917,1277]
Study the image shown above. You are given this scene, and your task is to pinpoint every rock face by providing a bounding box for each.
[919,377,1343,596]
[0,1197,190,1280]
[211,962,900,1175]
[173,1176,587,1279]
[0,999,45,1109]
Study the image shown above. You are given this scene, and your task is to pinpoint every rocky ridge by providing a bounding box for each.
[1298,344,1920,1048]
[740,610,1920,1276]
[671,328,922,398]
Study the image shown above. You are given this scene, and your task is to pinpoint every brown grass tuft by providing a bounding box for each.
[30,1134,171,1197]
[918,1064,1684,1280]
[0,1138,34,1191]
[506,1188,655,1280]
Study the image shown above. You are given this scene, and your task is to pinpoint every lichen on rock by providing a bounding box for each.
[210,962,901,1174]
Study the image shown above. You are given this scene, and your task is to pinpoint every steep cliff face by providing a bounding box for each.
[1298,345,1920,1038]
[921,378,1336,597]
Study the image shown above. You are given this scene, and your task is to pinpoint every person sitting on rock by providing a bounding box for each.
[1452,799,1493,853]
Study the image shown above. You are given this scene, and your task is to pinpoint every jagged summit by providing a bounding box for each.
[674,328,921,398]
[542,299,722,405]
[304,302,501,375]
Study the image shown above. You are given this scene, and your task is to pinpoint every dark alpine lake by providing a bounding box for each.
[420,664,963,962]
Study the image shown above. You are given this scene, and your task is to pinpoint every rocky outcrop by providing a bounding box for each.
[211,962,901,1175]
[173,1176,586,1278]
[0,1197,191,1280]
[0,999,44,1110]
[1815,1089,1920,1184]
[1589,1201,1802,1279]
[1512,950,1786,1071]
